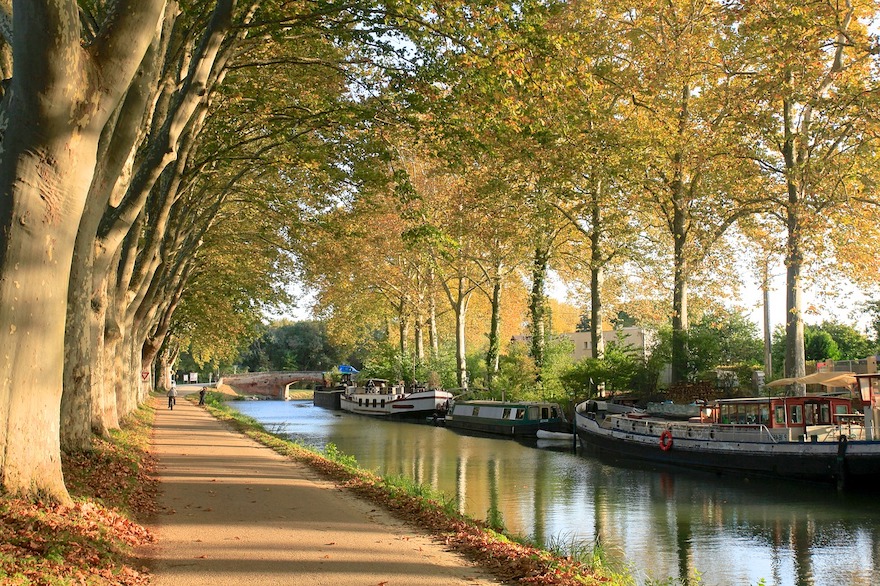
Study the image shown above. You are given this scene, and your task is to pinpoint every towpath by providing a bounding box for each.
[143,393,500,585]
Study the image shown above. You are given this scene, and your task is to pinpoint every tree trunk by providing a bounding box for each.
[784,208,806,394]
[62,238,97,453]
[762,262,772,379]
[590,265,605,360]
[781,87,806,395]
[0,0,169,500]
[101,283,124,431]
[530,245,549,376]
[486,270,502,388]
[63,23,168,450]
[398,301,409,357]
[414,311,425,365]
[96,260,122,432]
[671,254,690,383]
[0,140,93,501]
[670,83,691,384]
[454,278,470,389]
[428,267,439,358]
[589,191,605,360]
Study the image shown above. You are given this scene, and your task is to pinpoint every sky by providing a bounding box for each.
[278,261,875,337]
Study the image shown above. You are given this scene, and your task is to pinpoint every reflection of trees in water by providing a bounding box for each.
[791,517,814,586]
[455,454,467,515]
[531,453,547,544]
[675,505,693,583]
[487,458,503,530]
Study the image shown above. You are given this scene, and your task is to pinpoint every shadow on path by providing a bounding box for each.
[143,397,501,586]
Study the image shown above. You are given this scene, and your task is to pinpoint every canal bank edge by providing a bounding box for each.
[199,395,618,586]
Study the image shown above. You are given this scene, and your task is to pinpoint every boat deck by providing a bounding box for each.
[602,412,865,443]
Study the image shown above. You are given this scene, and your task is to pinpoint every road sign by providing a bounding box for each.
[141,371,149,381]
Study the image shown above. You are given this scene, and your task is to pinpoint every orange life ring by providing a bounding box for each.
[659,430,674,451]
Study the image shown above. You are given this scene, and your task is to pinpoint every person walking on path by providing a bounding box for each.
[198,387,207,405]
[143,397,500,586]
[166,386,177,410]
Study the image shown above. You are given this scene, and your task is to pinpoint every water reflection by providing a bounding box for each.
[232,400,880,586]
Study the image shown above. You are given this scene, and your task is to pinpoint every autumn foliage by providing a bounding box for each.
[0,406,158,585]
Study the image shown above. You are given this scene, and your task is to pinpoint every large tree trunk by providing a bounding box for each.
[101,277,124,431]
[0,0,166,500]
[782,88,806,395]
[671,248,689,383]
[670,84,691,384]
[62,20,168,451]
[784,207,806,393]
[0,133,96,501]
[62,240,97,452]
[96,259,122,432]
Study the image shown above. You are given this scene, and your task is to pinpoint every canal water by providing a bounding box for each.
[232,400,880,585]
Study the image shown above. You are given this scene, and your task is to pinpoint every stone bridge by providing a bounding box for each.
[217,371,326,399]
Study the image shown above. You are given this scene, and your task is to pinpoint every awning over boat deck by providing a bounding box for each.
[766,371,857,388]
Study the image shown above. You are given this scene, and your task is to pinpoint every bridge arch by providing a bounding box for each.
[218,371,326,399]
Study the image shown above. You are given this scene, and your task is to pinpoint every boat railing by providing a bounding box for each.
[609,416,782,443]
[603,411,873,444]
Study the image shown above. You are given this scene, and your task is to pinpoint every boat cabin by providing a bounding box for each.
[451,401,563,422]
[360,379,401,394]
[713,396,852,428]
[445,400,569,437]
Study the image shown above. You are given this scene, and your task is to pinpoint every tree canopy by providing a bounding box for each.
[2,0,880,500]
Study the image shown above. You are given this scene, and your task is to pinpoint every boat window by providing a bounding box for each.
[541,407,550,419]
[359,398,363,407]
[805,404,816,425]
[790,405,803,425]
[551,407,559,418]
[528,406,540,420]
[774,406,785,425]
[502,408,511,419]
[516,409,525,420]
[373,399,377,407]
[819,404,830,424]
[381,399,385,408]
[720,403,766,425]
[835,405,849,423]
[473,407,480,417]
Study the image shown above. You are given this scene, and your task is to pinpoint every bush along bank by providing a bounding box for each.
[200,393,625,586]
[0,404,158,585]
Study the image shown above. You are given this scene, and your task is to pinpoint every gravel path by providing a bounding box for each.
[143,394,502,585]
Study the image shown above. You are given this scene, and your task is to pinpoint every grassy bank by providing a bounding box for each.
[0,405,158,585]
[200,392,629,586]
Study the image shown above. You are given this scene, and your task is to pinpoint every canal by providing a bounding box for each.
[232,400,880,585]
